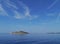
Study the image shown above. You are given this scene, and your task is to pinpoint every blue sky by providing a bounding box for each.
[0,0,60,33]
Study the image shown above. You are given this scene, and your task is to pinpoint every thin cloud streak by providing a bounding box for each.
[0,4,8,16]
[4,0,18,10]
[18,1,31,17]
[47,0,58,9]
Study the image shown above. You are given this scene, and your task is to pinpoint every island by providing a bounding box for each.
[48,32,60,34]
[11,31,29,35]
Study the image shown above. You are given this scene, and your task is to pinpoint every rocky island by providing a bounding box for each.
[11,31,29,35]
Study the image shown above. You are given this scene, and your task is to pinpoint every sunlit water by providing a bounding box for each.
[0,33,60,44]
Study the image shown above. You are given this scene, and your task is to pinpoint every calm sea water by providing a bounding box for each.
[0,33,60,44]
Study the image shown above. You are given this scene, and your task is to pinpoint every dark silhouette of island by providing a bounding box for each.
[48,32,60,34]
[11,31,29,34]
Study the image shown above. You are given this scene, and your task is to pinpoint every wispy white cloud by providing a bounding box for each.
[5,0,32,19]
[47,0,58,9]
[18,1,31,17]
[46,12,60,23]
[0,4,8,16]
[14,11,25,19]
[45,12,60,23]
[13,1,39,20]
[4,0,18,10]
[0,0,39,20]
[56,13,60,23]
[47,13,56,16]
[13,10,39,20]
[29,15,39,20]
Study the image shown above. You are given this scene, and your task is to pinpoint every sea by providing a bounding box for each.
[0,33,60,44]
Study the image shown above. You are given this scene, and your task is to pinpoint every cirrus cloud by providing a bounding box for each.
[47,0,59,9]
[0,0,39,20]
[0,4,8,16]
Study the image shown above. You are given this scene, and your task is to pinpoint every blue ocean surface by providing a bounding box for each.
[0,33,60,44]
